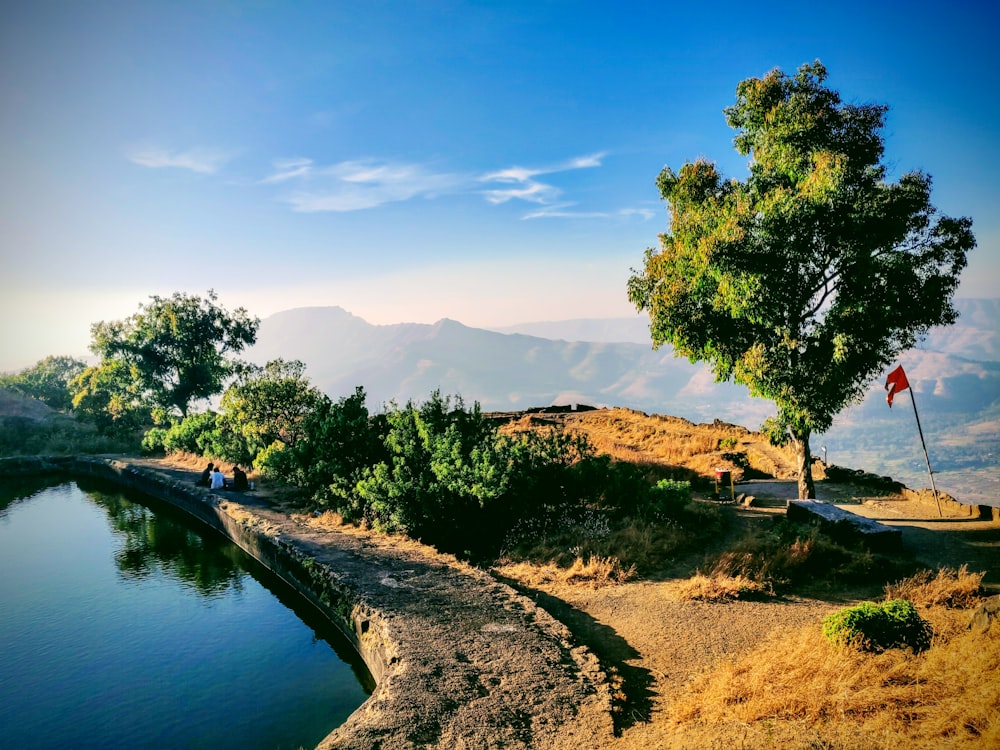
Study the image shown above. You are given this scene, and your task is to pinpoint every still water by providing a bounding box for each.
[0,478,372,750]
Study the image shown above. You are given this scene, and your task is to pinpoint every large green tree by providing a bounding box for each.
[79,290,259,422]
[627,61,975,498]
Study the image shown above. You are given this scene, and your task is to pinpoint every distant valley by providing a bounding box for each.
[249,299,1000,507]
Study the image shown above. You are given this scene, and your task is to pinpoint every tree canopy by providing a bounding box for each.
[627,61,975,498]
[75,290,259,428]
[0,355,86,411]
[218,358,323,464]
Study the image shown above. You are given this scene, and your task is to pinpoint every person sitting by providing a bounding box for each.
[231,465,249,491]
[195,462,214,487]
[210,466,226,490]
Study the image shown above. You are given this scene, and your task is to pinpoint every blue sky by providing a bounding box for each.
[1,0,997,370]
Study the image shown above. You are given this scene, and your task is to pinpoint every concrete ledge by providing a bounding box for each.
[0,456,613,749]
[787,499,903,552]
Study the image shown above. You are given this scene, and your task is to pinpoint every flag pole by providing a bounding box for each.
[906,388,943,517]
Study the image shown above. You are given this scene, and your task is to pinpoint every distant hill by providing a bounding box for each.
[249,299,1000,506]
[248,306,772,424]
[492,299,1000,360]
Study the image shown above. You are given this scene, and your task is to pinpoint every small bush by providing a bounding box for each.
[141,427,168,455]
[822,599,933,652]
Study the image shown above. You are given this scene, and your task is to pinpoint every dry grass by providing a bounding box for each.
[499,407,801,484]
[494,555,637,588]
[671,572,770,601]
[498,509,723,584]
[664,568,999,749]
[885,565,986,609]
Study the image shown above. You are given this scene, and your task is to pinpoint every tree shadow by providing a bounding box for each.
[494,574,655,735]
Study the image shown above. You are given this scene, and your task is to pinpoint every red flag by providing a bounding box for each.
[885,365,910,408]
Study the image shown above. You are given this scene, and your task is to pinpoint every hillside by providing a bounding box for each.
[248,300,1000,506]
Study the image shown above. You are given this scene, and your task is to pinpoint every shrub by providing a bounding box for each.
[0,414,137,456]
[703,517,907,593]
[141,427,168,455]
[822,599,933,652]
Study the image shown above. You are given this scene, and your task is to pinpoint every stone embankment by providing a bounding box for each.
[0,456,613,749]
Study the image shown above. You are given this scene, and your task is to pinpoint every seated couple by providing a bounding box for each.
[195,462,250,491]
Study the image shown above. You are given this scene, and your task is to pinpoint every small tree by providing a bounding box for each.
[628,61,974,498]
[219,359,323,465]
[0,355,86,411]
[80,290,259,422]
[70,359,148,435]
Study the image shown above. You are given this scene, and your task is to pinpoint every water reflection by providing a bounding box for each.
[84,482,246,597]
[0,476,372,750]
[0,475,61,518]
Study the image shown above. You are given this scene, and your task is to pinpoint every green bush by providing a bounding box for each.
[160,412,219,454]
[0,415,137,456]
[141,427,168,455]
[822,599,933,652]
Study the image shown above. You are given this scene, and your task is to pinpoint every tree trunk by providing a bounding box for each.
[792,429,816,499]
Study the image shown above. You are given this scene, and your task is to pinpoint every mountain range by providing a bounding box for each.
[248,299,1000,507]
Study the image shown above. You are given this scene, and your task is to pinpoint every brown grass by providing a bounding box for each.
[498,407,802,484]
[885,565,986,609]
[667,604,998,749]
[671,572,770,600]
[498,508,723,584]
[494,554,636,588]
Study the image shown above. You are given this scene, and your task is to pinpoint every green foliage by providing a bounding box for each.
[0,415,136,456]
[163,412,222,455]
[141,427,168,455]
[80,290,258,422]
[822,599,933,652]
[760,416,791,447]
[143,381,717,564]
[576,457,695,523]
[218,359,323,464]
[258,386,386,517]
[628,61,975,498]
[356,392,511,548]
[0,355,87,411]
[70,360,149,436]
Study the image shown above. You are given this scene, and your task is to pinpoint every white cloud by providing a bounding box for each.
[522,203,611,220]
[482,180,560,205]
[478,152,606,214]
[127,146,233,174]
[260,158,314,183]
[263,150,620,217]
[618,207,657,221]
[275,159,463,212]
